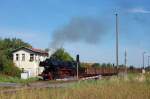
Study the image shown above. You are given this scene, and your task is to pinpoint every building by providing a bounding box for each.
[12,47,49,77]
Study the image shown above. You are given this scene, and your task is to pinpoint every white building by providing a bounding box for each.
[12,47,49,77]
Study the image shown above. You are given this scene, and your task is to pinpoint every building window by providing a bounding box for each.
[30,54,34,61]
[16,54,19,61]
[22,54,25,61]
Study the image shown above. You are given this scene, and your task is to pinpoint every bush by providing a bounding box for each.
[0,52,21,77]
[2,60,21,77]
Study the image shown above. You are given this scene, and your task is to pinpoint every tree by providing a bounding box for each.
[0,38,31,77]
[106,63,113,67]
[0,52,7,71]
[92,63,100,68]
[80,63,93,68]
[101,63,107,67]
[0,38,32,59]
[50,48,74,61]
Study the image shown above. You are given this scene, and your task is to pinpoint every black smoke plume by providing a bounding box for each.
[51,17,107,48]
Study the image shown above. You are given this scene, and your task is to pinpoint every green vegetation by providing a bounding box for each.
[0,38,32,77]
[0,73,150,99]
[1,58,21,77]
[50,48,74,61]
[91,63,100,68]
[0,74,38,84]
[0,38,32,58]
[81,62,114,68]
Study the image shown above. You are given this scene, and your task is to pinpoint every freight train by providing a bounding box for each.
[39,57,118,80]
[39,55,142,80]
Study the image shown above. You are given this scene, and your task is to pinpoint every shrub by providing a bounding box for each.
[0,52,21,77]
[2,59,21,77]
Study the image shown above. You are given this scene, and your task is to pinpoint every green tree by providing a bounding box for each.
[80,63,92,68]
[101,63,107,67]
[0,38,31,77]
[0,38,32,59]
[92,63,100,68]
[0,52,7,71]
[106,63,113,67]
[50,48,74,61]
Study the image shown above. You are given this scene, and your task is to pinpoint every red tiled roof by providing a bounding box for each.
[30,48,47,54]
[13,47,49,56]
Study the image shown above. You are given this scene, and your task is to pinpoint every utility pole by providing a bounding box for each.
[142,52,146,74]
[115,13,119,69]
[124,49,127,74]
[142,52,146,69]
[148,56,150,67]
[76,54,79,80]
[77,63,79,79]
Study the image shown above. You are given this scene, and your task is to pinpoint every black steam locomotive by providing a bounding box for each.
[39,58,77,80]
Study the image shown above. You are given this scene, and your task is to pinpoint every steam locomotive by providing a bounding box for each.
[39,58,77,80]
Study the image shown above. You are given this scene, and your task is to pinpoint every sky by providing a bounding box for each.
[0,0,150,67]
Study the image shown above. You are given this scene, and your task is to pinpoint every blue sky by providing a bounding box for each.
[0,0,150,67]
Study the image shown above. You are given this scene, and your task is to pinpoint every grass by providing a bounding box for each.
[0,73,150,99]
[0,74,39,84]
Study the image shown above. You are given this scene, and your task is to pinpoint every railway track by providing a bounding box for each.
[0,81,76,94]
[0,75,103,94]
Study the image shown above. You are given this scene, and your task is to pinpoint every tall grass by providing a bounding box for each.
[0,73,150,99]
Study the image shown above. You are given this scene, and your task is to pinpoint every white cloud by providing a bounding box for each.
[128,8,150,14]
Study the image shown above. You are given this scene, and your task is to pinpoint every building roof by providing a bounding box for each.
[12,47,49,56]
